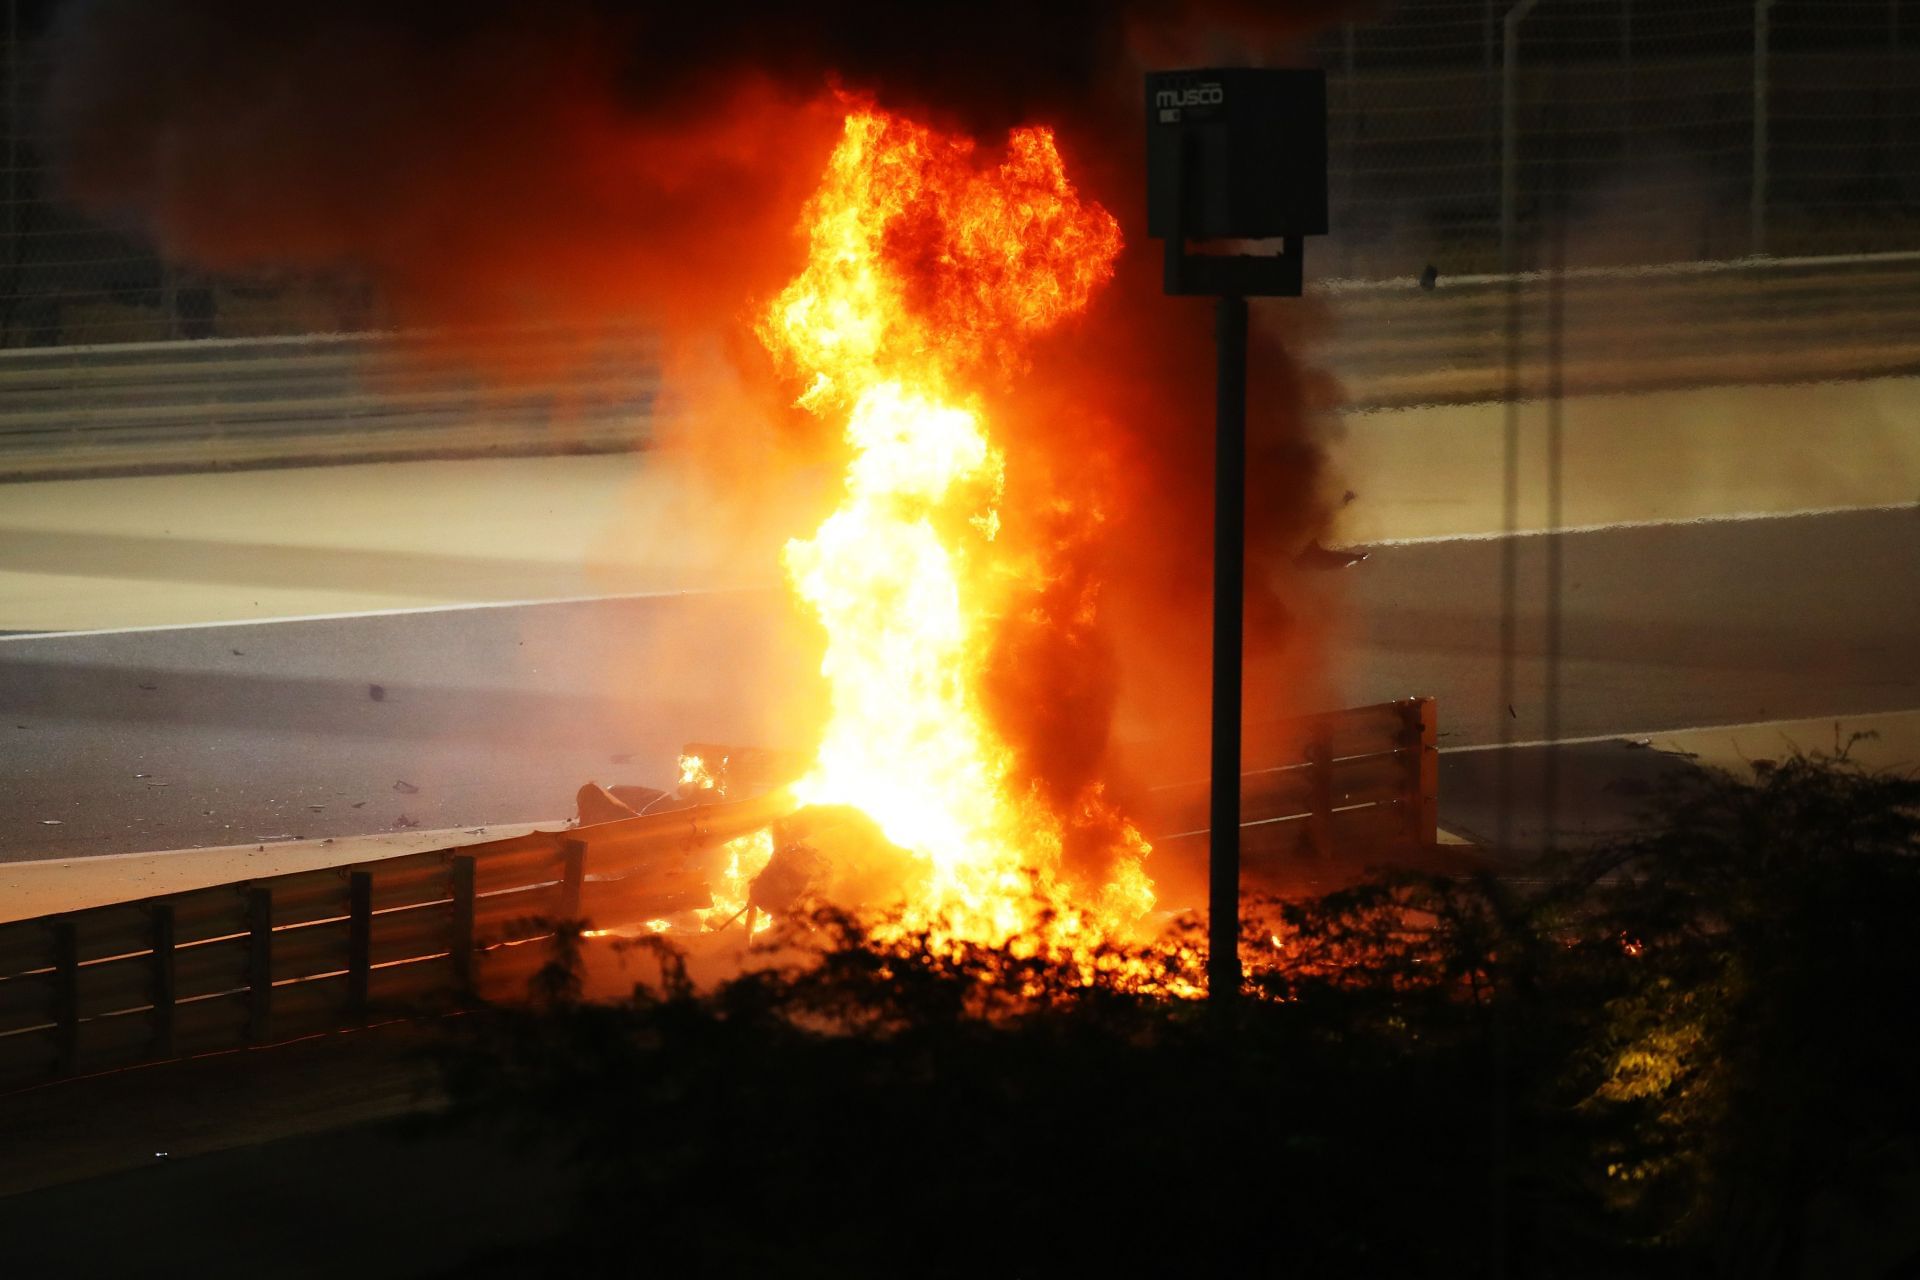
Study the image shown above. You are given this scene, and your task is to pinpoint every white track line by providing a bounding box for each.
[0,584,775,642]
[1360,500,1917,548]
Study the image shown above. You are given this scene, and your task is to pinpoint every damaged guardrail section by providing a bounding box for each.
[0,697,1437,1088]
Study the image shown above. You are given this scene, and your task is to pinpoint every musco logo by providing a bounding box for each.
[1155,83,1224,109]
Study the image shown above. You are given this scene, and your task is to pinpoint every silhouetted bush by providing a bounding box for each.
[438,753,1920,1277]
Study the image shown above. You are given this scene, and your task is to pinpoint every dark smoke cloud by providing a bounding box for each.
[42,1,830,331]
[41,0,1348,326]
[42,0,1354,896]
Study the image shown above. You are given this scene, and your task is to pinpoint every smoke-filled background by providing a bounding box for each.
[30,0,1358,882]
[4,0,1915,874]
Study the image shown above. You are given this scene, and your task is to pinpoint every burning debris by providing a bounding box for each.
[575,738,914,939]
[574,782,664,825]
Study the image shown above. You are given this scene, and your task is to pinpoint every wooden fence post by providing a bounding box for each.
[246,887,273,1044]
[450,854,476,1001]
[560,839,586,921]
[151,902,177,1061]
[52,919,78,1076]
[347,871,372,1025]
[1307,720,1335,858]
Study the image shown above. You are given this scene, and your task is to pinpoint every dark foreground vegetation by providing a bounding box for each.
[438,755,1920,1278]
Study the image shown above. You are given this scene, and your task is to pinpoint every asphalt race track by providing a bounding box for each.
[3,505,1913,862]
[1346,505,1919,748]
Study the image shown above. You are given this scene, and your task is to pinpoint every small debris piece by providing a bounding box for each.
[577,782,640,825]
[137,683,157,691]
[39,819,62,825]
[351,801,367,809]
[368,684,386,702]
[231,649,244,656]
[1622,738,1652,749]
[610,784,668,814]
[135,772,151,778]
[307,805,326,812]
[1295,541,1369,571]
[393,815,421,830]
[393,780,419,795]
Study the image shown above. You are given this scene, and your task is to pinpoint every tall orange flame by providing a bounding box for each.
[752,106,1156,952]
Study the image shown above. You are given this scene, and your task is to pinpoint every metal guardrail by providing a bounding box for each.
[0,794,782,1089]
[2,254,1916,484]
[1317,252,1920,408]
[1146,697,1439,867]
[0,698,1442,1088]
[0,328,662,481]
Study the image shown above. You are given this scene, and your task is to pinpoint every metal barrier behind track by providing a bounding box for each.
[0,328,661,481]
[5,255,1918,483]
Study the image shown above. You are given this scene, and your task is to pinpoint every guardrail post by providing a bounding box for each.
[347,871,372,1025]
[1403,698,1441,847]
[450,854,477,1001]
[151,902,176,1061]
[1307,721,1335,858]
[559,839,586,921]
[52,919,78,1076]
[246,887,273,1044]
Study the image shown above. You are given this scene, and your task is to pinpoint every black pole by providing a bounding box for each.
[1209,293,1248,1003]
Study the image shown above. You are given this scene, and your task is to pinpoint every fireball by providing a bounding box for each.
[745,106,1155,954]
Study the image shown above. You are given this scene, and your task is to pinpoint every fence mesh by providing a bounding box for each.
[0,3,380,349]
[1309,0,1919,279]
